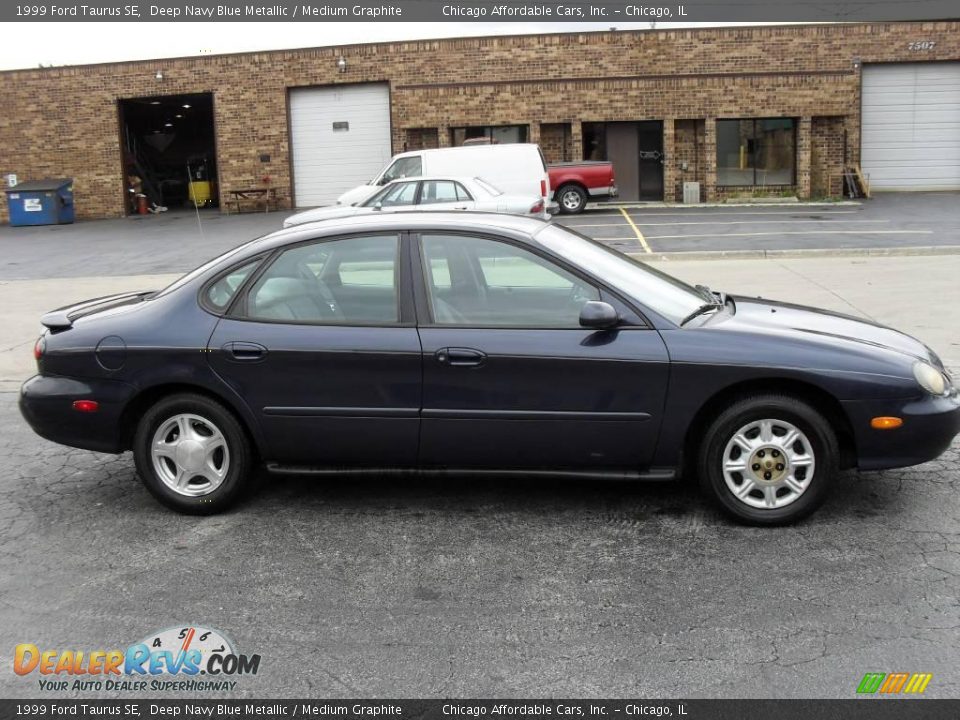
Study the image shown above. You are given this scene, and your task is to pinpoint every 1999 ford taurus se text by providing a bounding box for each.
[19,213,960,524]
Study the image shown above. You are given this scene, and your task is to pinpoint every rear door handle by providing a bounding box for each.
[435,347,486,368]
[223,341,268,362]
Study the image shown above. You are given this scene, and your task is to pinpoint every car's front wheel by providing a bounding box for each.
[133,393,252,514]
[697,395,838,525]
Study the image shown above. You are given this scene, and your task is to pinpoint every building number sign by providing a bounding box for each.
[908,41,936,51]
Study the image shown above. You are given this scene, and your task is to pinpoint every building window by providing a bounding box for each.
[716,118,796,186]
[451,125,528,147]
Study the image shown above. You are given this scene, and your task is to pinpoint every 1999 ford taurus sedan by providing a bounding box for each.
[19,213,960,524]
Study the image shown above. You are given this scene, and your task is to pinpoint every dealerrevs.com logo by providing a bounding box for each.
[857,672,933,695]
[14,625,261,693]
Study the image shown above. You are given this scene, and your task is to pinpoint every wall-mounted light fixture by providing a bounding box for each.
[852,57,861,69]
[155,70,164,81]
[336,56,347,73]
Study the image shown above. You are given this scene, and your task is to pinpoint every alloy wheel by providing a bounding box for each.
[721,418,816,510]
[150,413,230,497]
[560,189,584,211]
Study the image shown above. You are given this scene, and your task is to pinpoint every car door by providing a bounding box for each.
[412,231,670,470]
[207,232,421,467]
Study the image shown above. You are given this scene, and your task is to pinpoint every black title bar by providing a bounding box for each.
[2,699,960,720]
[4,0,960,22]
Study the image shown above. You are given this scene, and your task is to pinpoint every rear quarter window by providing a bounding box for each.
[203,259,261,312]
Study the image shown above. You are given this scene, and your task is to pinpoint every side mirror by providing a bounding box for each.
[579,301,619,329]
[373,201,383,211]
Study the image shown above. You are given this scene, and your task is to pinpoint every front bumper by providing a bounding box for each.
[19,374,135,454]
[843,391,960,471]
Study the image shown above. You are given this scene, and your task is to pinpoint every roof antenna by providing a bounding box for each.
[187,163,207,244]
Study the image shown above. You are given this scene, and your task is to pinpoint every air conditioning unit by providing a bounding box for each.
[683,182,701,204]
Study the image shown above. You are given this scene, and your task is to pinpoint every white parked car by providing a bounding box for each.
[284,176,546,228]
[335,144,550,208]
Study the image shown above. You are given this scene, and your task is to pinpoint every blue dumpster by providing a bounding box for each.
[5,178,74,227]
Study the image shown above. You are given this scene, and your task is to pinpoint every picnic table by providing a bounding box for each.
[227,187,278,213]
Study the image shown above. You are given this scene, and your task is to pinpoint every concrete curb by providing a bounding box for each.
[628,245,960,262]
[587,200,862,211]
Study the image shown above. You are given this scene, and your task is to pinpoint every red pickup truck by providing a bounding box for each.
[548,161,617,214]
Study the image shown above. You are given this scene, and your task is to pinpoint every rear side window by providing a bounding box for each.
[204,259,261,312]
[244,235,399,325]
[420,181,465,204]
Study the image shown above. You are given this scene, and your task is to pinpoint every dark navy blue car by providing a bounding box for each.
[19,213,960,524]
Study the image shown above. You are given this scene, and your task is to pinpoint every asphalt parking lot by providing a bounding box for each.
[1,192,958,280]
[0,195,958,699]
[568,192,960,255]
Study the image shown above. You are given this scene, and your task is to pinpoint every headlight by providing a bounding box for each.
[913,361,948,396]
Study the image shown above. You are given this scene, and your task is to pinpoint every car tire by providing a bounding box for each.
[556,185,587,214]
[697,394,838,525]
[133,393,252,515]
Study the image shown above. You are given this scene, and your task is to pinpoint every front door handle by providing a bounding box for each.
[435,347,486,368]
[223,341,268,362]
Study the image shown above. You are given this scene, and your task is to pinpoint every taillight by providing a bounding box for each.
[33,336,45,361]
[72,400,99,413]
[540,180,547,198]
[529,200,545,214]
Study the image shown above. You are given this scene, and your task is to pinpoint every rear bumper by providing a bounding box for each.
[19,374,135,454]
[844,392,960,471]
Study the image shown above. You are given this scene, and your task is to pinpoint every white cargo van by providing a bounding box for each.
[336,144,550,208]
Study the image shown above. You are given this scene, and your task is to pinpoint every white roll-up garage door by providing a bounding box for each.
[861,62,960,191]
[289,84,392,207]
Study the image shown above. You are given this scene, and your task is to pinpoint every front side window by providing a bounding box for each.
[421,234,599,327]
[717,118,796,186]
[380,156,422,184]
[365,181,418,207]
[245,235,399,324]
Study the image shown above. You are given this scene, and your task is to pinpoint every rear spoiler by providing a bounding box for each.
[41,291,153,331]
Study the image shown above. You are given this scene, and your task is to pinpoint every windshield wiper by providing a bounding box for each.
[695,283,728,305]
[680,302,723,327]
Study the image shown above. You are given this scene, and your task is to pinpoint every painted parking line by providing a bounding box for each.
[566,219,892,229]
[644,230,935,240]
[619,207,651,254]
[575,210,864,218]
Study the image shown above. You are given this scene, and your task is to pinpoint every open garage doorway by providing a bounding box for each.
[118,92,219,215]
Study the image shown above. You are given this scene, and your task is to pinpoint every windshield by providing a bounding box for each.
[536,224,707,325]
[474,177,503,196]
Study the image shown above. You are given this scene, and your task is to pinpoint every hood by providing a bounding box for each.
[336,184,380,207]
[721,296,936,364]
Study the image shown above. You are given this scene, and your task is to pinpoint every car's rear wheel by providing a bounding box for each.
[697,395,838,525]
[133,393,252,514]
[556,185,587,214]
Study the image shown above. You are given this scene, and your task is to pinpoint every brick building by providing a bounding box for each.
[0,21,958,222]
